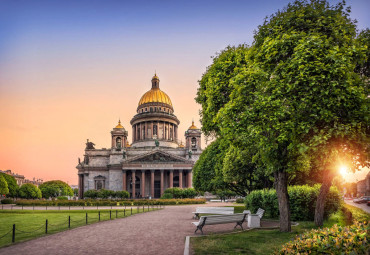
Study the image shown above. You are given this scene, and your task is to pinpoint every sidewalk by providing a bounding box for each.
[0,203,252,255]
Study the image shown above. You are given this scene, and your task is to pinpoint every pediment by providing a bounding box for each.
[125,150,188,164]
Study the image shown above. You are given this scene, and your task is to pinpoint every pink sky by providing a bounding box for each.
[0,0,369,185]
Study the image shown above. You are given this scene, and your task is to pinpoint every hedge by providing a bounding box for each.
[161,188,198,199]
[276,221,369,254]
[245,185,341,221]
[15,198,206,206]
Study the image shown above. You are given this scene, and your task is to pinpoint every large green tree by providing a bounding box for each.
[18,183,42,199]
[196,0,369,231]
[39,180,73,198]
[0,173,18,197]
[0,175,9,196]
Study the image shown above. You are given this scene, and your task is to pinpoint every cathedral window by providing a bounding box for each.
[153,125,157,136]
[94,175,106,190]
[116,137,122,149]
[150,107,153,112]
[145,108,147,112]
[191,137,197,148]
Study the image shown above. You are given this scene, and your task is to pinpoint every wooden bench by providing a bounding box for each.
[192,213,248,234]
[192,207,234,219]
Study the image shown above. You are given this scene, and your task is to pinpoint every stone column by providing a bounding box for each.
[151,170,155,198]
[160,170,164,196]
[132,126,135,142]
[122,171,127,191]
[141,170,145,198]
[187,170,192,188]
[169,170,173,188]
[179,170,183,188]
[151,122,153,138]
[163,122,165,139]
[78,174,83,198]
[132,171,136,198]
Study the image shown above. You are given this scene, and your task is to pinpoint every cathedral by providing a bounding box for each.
[77,74,202,198]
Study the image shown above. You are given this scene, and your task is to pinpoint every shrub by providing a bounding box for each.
[83,190,99,199]
[1,198,14,204]
[276,221,369,254]
[163,188,198,199]
[245,185,341,220]
[235,198,244,203]
[115,191,130,199]
[57,196,68,200]
[160,193,173,199]
[14,198,206,206]
[97,189,115,199]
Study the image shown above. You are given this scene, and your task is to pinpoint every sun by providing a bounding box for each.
[339,165,348,177]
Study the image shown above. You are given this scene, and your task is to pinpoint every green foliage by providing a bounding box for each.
[245,185,341,220]
[1,198,14,204]
[277,221,369,254]
[0,173,18,197]
[162,188,198,199]
[193,139,228,193]
[14,198,206,206]
[73,188,78,196]
[18,184,42,199]
[39,180,73,198]
[83,189,99,199]
[115,190,129,199]
[215,190,236,200]
[97,189,115,199]
[57,196,68,200]
[235,198,244,204]
[0,175,9,196]
[160,193,173,199]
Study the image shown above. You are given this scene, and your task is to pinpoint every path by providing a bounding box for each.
[344,200,370,214]
[0,203,260,255]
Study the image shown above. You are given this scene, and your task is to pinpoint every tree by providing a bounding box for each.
[18,184,42,199]
[0,173,18,197]
[192,139,229,193]
[196,0,369,231]
[39,180,73,198]
[0,175,9,196]
[73,188,79,197]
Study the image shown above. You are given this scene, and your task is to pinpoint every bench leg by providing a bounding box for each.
[195,225,204,235]
[194,213,200,219]
[234,221,244,230]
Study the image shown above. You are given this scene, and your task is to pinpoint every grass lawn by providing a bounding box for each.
[191,204,370,255]
[0,207,157,248]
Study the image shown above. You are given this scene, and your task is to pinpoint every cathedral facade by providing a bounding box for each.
[77,74,202,198]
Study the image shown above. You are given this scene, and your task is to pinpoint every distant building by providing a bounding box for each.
[77,74,202,199]
[357,179,366,197]
[0,169,43,187]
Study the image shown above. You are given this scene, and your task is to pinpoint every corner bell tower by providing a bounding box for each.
[185,121,201,151]
[111,120,128,150]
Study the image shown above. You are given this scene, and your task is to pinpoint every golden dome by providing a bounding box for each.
[125,141,131,147]
[188,121,198,130]
[138,88,173,107]
[115,120,124,129]
[178,141,185,148]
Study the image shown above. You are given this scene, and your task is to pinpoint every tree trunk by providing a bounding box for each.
[274,170,291,232]
[314,171,334,226]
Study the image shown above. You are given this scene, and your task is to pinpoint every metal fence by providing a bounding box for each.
[0,204,162,245]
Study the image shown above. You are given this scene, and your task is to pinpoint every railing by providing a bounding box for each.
[0,204,163,246]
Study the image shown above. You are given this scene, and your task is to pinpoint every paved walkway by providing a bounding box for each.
[344,200,370,214]
[0,203,271,255]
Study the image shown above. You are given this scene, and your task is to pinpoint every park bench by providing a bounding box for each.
[192,213,248,234]
[192,207,234,219]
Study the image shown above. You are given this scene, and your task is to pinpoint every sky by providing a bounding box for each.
[0,0,369,185]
